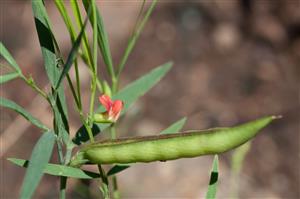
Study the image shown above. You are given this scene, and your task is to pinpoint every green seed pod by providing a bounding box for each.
[70,116,279,166]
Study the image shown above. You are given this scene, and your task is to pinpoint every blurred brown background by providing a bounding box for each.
[1,0,299,198]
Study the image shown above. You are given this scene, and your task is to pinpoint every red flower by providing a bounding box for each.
[98,95,123,122]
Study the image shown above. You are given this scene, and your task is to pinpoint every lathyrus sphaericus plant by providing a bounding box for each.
[1,0,280,199]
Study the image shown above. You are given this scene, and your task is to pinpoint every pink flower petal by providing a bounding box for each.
[99,95,113,111]
[110,100,123,121]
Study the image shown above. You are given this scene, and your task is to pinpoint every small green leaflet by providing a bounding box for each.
[20,131,55,199]
[0,72,19,84]
[0,97,48,130]
[0,42,22,74]
[111,61,173,113]
[160,117,187,135]
[8,158,100,179]
[205,155,219,199]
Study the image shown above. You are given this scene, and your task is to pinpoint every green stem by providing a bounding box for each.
[88,0,98,122]
[112,176,120,199]
[229,142,251,199]
[59,176,67,199]
[70,0,94,68]
[74,60,82,110]
[66,74,80,108]
[116,0,157,79]
[22,75,48,100]
[98,164,110,199]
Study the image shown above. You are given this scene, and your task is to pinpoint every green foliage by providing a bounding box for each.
[82,0,114,78]
[111,62,173,113]
[55,10,90,90]
[32,0,69,125]
[160,117,187,135]
[0,72,19,84]
[0,42,22,74]
[31,0,60,87]
[205,155,219,199]
[8,158,100,179]
[117,0,157,77]
[20,131,55,199]
[3,1,280,198]
[0,97,48,130]
[230,142,252,199]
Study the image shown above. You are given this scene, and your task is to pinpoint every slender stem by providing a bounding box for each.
[116,0,157,79]
[74,60,83,110]
[98,164,110,199]
[59,177,67,199]
[54,0,76,42]
[229,142,251,199]
[110,124,117,139]
[22,75,48,100]
[66,74,80,108]
[56,141,64,164]
[70,0,94,68]
[89,0,98,121]
[109,125,120,199]
[112,176,120,199]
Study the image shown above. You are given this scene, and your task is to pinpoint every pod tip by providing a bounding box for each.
[272,115,282,119]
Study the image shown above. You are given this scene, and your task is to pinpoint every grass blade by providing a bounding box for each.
[0,42,22,74]
[0,97,48,130]
[205,155,219,199]
[160,117,187,135]
[0,72,20,84]
[55,10,90,89]
[8,158,100,179]
[20,131,55,199]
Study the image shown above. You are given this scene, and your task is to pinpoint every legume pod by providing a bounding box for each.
[70,116,279,167]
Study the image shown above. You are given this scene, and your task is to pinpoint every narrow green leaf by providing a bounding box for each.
[72,123,101,145]
[205,155,219,199]
[0,42,22,73]
[229,142,251,199]
[82,0,115,77]
[50,95,70,145]
[8,158,100,179]
[107,164,130,176]
[55,9,90,89]
[0,97,48,130]
[54,0,76,42]
[32,0,69,138]
[20,131,56,199]
[160,117,187,135]
[106,115,184,176]
[32,0,59,86]
[117,0,157,76]
[0,72,19,84]
[108,61,173,113]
